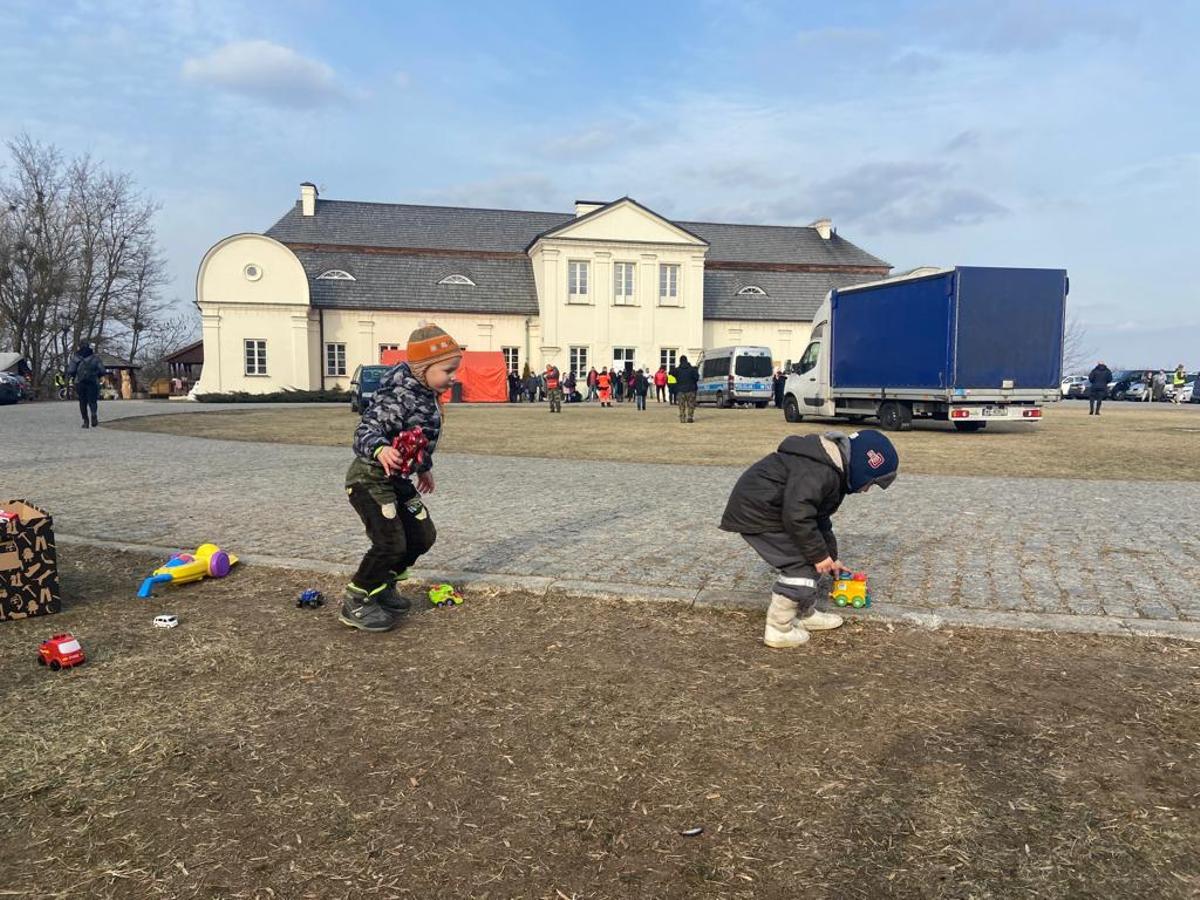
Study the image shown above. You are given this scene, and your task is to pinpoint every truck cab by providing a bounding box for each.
[786,313,834,420]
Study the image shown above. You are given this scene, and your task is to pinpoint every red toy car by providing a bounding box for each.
[38,633,85,670]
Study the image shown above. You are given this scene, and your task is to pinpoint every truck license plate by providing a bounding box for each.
[981,406,1007,417]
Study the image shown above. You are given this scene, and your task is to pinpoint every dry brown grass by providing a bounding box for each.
[1,545,1198,898]
[112,399,1200,481]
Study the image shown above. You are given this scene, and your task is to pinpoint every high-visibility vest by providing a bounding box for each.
[1174,370,1186,386]
[598,373,611,389]
[545,368,560,390]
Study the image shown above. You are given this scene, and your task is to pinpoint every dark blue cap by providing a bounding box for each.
[847,429,899,492]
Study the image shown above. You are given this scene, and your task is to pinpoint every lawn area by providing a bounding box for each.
[110,398,1200,481]
[1,545,1198,898]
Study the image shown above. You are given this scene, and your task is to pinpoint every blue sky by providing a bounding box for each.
[2,0,1196,367]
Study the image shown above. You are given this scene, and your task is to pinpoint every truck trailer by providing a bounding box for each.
[782,266,1068,432]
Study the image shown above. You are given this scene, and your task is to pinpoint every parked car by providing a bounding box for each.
[696,345,774,408]
[1106,370,1143,401]
[1178,378,1197,404]
[1060,375,1089,398]
[1124,379,1153,401]
[0,374,19,405]
[349,364,390,414]
[37,633,85,670]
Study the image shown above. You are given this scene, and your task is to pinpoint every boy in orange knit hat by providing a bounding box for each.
[342,324,463,631]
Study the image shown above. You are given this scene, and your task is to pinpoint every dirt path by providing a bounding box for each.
[2,545,1197,898]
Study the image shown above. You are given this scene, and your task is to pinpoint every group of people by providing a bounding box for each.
[507,358,703,422]
[1086,361,1191,415]
[342,321,900,650]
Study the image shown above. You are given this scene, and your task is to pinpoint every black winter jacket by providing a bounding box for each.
[1088,364,1112,394]
[720,434,848,564]
[674,362,699,393]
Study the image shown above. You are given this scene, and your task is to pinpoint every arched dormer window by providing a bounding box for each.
[317,269,355,281]
[438,274,476,286]
[737,285,767,296]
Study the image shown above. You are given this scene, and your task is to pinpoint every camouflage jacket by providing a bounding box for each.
[347,363,442,498]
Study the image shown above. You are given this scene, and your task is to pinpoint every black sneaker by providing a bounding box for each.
[373,583,412,614]
[339,586,395,632]
[90,416,99,427]
[81,421,89,429]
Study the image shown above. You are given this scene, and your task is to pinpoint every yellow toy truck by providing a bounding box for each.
[831,571,872,609]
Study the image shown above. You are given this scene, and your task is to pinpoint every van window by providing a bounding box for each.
[735,355,773,378]
[702,357,730,378]
[797,341,820,375]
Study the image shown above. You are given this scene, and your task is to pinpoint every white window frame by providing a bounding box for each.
[501,346,520,373]
[243,339,267,376]
[660,348,678,371]
[325,342,347,377]
[438,273,476,286]
[379,343,402,362]
[658,264,680,305]
[613,261,637,306]
[569,346,589,376]
[568,260,590,302]
[737,285,767,296]
[613,346,636,371]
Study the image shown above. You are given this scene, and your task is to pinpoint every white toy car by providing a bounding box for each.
[153,614,179,629]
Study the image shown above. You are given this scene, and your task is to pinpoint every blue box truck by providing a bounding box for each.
[782,266,1068,432]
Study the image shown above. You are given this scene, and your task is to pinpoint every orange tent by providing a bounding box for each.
[379,349,508,403]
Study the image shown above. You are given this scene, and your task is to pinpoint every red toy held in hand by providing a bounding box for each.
[389,426,430,476]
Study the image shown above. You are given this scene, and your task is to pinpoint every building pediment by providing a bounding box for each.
[528,198,709,251]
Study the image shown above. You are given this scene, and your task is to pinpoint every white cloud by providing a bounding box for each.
[182,40,343,108]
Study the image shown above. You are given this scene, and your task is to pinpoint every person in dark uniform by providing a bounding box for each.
[1087,361,1112,416]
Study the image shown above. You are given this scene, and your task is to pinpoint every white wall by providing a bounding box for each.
[703,320,814,370]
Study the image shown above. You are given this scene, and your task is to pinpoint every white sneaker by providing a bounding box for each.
[797,608,844,631]
[763,593,810,648]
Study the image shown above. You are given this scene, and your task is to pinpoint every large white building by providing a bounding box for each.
[194,185,890,393]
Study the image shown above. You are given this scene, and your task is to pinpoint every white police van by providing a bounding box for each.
[696,345,774,408]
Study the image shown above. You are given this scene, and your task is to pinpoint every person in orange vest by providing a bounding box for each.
[597,367,613,407]
[544,363,563,413]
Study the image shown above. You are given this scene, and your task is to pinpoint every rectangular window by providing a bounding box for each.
[502,346,520,373]
[613,346,636,372]
[660,348,678,371]
[244,339,267,376]
[569,346,589,376]
[658,264,679,304]
[379,343,402,362]
[568,260,589,301]
[735,354,774,378]
[702,356,731,379]
[325,342,347,377]
[613,262,636,305]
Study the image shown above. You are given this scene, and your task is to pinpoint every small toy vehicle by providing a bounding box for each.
[154,614,179,629]
[37,633,85,670]
[428,583,463,607]
[297,589,325,609]
[831,571,872,609]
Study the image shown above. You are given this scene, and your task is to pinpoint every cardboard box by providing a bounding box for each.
[0,500,62,621]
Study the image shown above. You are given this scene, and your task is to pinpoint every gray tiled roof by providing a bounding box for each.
[680,220,889,268]
[269,201,571,253]
[267,199,889,268]
[703,270,880,322]
[293,249,539,316]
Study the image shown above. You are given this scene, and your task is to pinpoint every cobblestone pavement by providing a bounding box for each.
[5,400,1200,636]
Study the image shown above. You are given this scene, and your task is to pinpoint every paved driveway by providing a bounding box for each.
[4,400,1199,637]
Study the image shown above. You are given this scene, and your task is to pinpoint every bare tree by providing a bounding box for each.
[1062,312,1093,375]
[0,134,170,393]
[134,308,199,382]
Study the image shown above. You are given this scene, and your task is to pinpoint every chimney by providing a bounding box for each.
[810,218,832,240]
[301,182,318,217]
[574,200,605,217]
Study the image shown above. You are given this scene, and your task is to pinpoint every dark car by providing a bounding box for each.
[0,374,21,405]
[349,364,391,414]
[1106,370,1143,401]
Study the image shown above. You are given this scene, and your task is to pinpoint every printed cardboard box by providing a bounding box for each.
[0,500,62,621]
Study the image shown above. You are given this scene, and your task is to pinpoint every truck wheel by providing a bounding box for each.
[784,396,802,423]
[873,403,902,432]
[953,421,986,433]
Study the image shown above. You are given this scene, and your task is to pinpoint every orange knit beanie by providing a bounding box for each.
[407,323,463,384]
